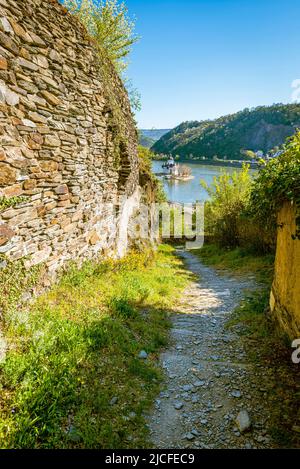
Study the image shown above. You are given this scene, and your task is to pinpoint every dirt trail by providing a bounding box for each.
[147,250,278,449]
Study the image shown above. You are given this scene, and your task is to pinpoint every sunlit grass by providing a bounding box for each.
[0,245,189,448]
[193,243,274,285]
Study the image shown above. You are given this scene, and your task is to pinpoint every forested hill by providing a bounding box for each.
[151,104,300,160]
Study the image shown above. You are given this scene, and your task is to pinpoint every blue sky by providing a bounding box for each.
[125,0,300,129]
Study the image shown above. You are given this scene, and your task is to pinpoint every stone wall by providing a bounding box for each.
[270,202,300,339]
[0,0,149,277]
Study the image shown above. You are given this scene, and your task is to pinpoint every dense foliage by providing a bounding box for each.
[152,103,300,160]
[249,131,300,239]
[202,165,252,247]
[202,132,300,248]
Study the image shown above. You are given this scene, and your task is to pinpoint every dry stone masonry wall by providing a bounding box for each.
[0,0,148,276]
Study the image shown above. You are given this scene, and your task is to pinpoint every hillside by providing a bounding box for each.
[151,104,300,160]
[139,129,171,148]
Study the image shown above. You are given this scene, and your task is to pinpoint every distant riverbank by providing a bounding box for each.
[153,159,258,169]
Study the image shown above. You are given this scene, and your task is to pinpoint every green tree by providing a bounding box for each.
[64,0,139,74]
[249,131,300,239]
[201,165,252,246]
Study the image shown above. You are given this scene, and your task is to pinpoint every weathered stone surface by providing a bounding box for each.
[17,57,38,72]
[54,184,68,195]
[40,90,60,106]
[26,246,52,267]
[10,19,32,43]
[0,163,16,185]
[88,230,100,245]
[0,56,7,70]
[0,31,18,54]
[28,111,47,124]
[0,17,13,34]
[44,135,60,147]
[29,31,46,47]
[0,223,14,246]
[23,179,36,190]
[0,81,19,105]
[40,160,59,172]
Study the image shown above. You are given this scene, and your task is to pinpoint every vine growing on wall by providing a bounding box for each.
[0,196,27,212]
[249,131,300,240]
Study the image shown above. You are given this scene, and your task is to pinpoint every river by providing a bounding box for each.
[152,161,254,203]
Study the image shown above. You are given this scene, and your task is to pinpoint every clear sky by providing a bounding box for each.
[125,0,300,129]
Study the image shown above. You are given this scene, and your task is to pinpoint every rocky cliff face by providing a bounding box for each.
[0,0,149,277]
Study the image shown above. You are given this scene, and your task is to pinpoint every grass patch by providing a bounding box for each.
[0,256,41,316]
[0,245,189,448]
[193,243,274,285]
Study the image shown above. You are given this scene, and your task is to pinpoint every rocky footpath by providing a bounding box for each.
[147,250,289,449]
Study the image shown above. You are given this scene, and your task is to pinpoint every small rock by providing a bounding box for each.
[109,396,118,406]
[236,410,251,433]
[193,380,205,387]
[231,390,242,398]
[185,433,195,441]
[67,426,81,443]
[138,350,148,359]
[211,355,220,361]
[174,402,184,410]
[183,385,192,392]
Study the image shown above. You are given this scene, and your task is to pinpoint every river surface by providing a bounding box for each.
[152,161,253,203]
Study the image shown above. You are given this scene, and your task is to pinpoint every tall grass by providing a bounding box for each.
[0,246,189,448]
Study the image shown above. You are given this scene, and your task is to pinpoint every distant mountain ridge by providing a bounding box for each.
[151,104,300,160]
[139,129,171,148]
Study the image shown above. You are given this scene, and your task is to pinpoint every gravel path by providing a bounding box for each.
[147,249,278,449]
